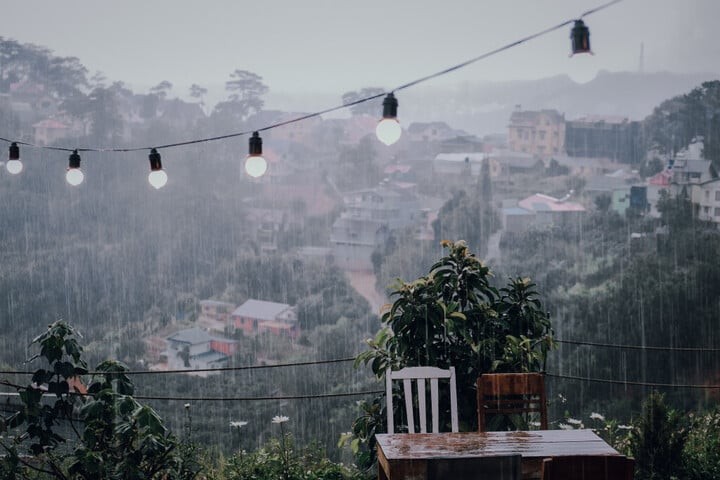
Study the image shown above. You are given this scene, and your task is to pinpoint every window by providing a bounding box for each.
[715,207,720,217]
[715,190,720,201]
[539,131,546,140]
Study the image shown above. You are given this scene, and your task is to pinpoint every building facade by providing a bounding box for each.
[508,109,565,157]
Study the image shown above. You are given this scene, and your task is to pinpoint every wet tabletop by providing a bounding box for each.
[376,429,619,460]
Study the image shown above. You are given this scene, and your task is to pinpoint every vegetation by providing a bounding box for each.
[352,240,554,469]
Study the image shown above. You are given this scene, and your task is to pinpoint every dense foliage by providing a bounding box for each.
[352,241,553,468]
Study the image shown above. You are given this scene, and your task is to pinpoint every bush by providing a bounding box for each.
[684,409,720,480]
[629,392,687,480]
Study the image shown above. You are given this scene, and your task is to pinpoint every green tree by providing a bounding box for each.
[352,241,553,467]
[341,87,385,116]
[0,321,201,479]
[629,392,687,480]
[212,70,268,123]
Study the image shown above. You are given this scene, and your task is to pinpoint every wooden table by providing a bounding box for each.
[376,429,620,480]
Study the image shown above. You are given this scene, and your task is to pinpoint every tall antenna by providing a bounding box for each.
[638,41,645,74]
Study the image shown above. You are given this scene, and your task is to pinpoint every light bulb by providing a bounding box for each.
[66,149,84,186]
[66,168,84,186]
[7,142,22,174]
[376,93,402,146]
[245,155,267,178]
[147,148,167,189]
[376,118,402,146]
[245,131,267,178]
[148,169,168,189]
[6,159,22,174]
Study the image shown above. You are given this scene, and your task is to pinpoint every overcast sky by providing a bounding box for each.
[3,0,719,103]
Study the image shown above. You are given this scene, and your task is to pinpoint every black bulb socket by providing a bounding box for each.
[68,150,81,169]
[382,93,398,119]
[9,142,19,161]
[149,148,162,171]
[249,131,263,155]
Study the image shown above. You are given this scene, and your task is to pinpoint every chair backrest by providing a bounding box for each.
[541,455,635,480]
[477,373,548,432]
[385,366,459,434]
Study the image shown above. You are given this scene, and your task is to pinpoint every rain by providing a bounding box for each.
[0,1,719,479]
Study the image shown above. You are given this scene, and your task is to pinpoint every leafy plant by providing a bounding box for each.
[629,391,687,480]
[0,320,201,479]
[683,409,720,480]
[352,240,554,465]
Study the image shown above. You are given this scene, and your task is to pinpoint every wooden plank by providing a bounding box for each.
[417,378,427,433]
[377,430,619,479]
[376,430,619,461]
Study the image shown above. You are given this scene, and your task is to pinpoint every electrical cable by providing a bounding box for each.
[0,356,358,376]
[555,339,720,353]
[547,372,720,389]
[0,0,624,154]
[0,379,383,402]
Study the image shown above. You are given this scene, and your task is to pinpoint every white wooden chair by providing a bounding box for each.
[385,366,459,434]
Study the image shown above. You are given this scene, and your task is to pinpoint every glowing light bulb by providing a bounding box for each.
[376,118,402,146]
[66,168,84,186]
[376,93,401,146]
[66,150,84,186]
[148,170,168,189]
[6,142,22,174]
[245,131,267,178]
[245,155,267,178]
[148,148,167,189]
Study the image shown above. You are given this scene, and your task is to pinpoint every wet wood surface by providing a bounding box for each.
[376,430,620,480]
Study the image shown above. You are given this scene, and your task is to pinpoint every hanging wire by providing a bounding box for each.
[0,0,624,154]
[0,355,358,376]
[555,339,720,353]
[547,372,720,389]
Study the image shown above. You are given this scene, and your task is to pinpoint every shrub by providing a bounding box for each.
[684,409,720,480]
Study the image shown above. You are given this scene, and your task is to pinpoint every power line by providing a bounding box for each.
[133,390,383,402]
[0,356,358,376]
[555,339,720,353]
[0,382,383,403]
[547,372,720,389]
[0,0,624,154]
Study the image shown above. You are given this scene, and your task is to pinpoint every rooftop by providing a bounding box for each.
[231,299,293,321]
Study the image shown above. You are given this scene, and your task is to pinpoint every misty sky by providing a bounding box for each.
[4,0,719,104]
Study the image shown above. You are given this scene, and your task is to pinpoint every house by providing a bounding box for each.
[199,300,235,323]
[503,193,586,232]
[330,216,388,270]
[433,153,501,178]
[245,208,287,253]
[342,183,421,230]
[33,119,71,145]
[488,150,541,176]
[564,115,641,162]
[670,139,711,187]
[508,109,565,157]
[406,122,465,143]
[230,299,298,339]
[692,178,720,224]
[164,327,238,371]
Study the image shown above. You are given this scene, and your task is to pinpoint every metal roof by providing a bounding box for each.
[231,299,292,321]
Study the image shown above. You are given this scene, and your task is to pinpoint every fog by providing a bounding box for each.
[1,1,720,477]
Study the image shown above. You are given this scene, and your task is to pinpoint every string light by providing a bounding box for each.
[376,93,401,146]
[0,0,623,186]
[66,150,84,186]
[6,142,22,175]
[245,131,267,178]
[148,148,168,189]
[570,19,592,55]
